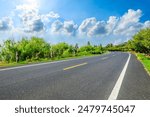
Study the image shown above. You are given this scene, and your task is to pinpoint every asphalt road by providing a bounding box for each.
[0,52,150,100]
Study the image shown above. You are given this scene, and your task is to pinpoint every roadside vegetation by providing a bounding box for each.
[0,37,106,67]
[106,28,150,74]
[136,53,150,74]
[0,28,150,70]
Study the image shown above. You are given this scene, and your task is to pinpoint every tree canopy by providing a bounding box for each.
[0,37,105,63]
[0,28,149,63]
[105,28,150,54]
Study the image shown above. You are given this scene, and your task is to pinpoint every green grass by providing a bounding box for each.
[136,53,150,74]
[0,52,109,68]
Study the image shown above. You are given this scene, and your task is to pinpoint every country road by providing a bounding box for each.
[0,52,150,100]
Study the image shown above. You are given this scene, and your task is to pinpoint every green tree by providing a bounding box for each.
[51,43,69,58]
[93,44,104,54]
[131,28,150,54]
[74,43,79,55]
[17,38,30,61]
[87,41,91,46]
[1,39,17,63]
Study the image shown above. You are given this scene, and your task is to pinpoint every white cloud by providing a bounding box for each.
[41,11,60,24]
[18,10,44,33]
[106,16,118,34]
[63,21,78,36]
[143,21,150,28]
[88,21,106,37]
[51,20,63,33]
[0,17,13,31]
[16,0,39,12]
[16,2,60,33]
[1,7,150,44]
[78,17,97,36]
[78,17,110,37]
[114,9,142,35]
[51,20,78,36]
[47,11,60,19]
[77,9,150,43]
[16,4,38,12]
[77,9,150,39]
[15,1,44,33]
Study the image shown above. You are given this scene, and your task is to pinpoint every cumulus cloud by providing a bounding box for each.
[28,18,44,32]
[88,21,107,37]
[78,17,97,35]
[18,10,44,33]
[51,20,63,32]
[16,2,44,33]
[1,7,150,44]
[41,11,60,24]
[143,21,150,28]
[16,0,39,12]
[16,3,60,33]
[78,9,149,40]
[0,17,13,31]
[78,9,145,38]
[114,9,142,35]
[106,16,118,34]
[19,11,61,33]
[47,11,60,19]
[78,17,118,37]
[63,21,78,35]
[78,17,112,37]
[51,20,78,36]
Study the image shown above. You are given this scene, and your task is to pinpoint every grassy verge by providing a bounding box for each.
[136,53,150,75]
[0,52,109,68]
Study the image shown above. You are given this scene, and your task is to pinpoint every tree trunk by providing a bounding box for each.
[16,51,19,63]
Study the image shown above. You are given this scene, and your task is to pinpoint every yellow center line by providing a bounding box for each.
[63,62,88,71]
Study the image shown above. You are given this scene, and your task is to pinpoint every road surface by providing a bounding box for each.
[0,52,150,100]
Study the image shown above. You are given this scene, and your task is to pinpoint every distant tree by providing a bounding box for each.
[74,43,79,55]
[87,41,91,46]
[106,28,150,53]
[106,43,113,48]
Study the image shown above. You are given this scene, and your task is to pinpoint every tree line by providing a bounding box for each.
[106,28,150,55]
[0,28,149,63]
[0,37,105,63]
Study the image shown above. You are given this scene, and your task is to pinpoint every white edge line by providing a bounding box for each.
[0,53,110,72]
[108,53,131,100]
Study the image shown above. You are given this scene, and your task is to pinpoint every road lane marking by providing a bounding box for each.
[63,62,87,71]
[108,53,131,100]
[101,57,109,60]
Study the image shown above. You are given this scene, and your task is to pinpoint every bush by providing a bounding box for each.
[62,50,72,58]
[78,51,90,56]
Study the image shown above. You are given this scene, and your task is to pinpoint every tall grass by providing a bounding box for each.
[136,53,150,74]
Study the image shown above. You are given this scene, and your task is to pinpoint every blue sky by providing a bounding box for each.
[0,0,150,45]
